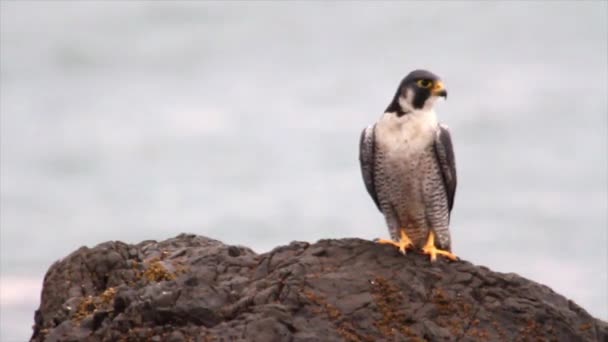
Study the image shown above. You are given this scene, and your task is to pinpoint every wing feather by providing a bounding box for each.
[434,124,457,215]
[359,125,381,210]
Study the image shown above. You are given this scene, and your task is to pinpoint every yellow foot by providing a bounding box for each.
[375,229,414,255]
[422,231,458,262]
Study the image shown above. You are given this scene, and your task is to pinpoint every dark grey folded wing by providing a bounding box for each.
[359,125,380,210]
[434,124,457,214]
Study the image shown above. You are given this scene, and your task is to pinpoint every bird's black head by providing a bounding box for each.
[385,69,448,115]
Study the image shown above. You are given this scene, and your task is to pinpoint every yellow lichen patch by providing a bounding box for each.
[74,296,96,321]
[370,277,423,341]
[72,288,118,322]
[143,260,176,282]
[128,260,145,284]
[101,287,117,305]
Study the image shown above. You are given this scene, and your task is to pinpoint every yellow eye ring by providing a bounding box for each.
[416,79,433,88]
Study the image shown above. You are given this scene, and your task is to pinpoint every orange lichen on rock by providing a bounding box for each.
[370,277,424,341]
[100,287,117,304]
[303,289,373,342]
[143,260,176,282]
[74,295,97,321]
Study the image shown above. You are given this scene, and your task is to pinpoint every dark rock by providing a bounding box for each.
[31,234,607,341]
[167,330,185,342]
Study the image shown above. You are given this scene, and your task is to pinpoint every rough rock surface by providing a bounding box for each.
[32,234,606,341]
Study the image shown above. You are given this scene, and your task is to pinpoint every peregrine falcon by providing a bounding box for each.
[359,69,457,261]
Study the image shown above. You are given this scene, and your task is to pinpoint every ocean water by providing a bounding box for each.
[1,2,606,341]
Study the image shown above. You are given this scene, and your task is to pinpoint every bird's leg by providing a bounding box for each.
[376,229,414,254]
[422,231,458,262]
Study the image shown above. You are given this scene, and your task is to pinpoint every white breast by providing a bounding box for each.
[375,109,438,155]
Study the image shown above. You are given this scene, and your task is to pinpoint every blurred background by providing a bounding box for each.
[1,1,606,340]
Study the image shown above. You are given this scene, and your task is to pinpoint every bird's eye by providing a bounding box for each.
[417,79,432,88]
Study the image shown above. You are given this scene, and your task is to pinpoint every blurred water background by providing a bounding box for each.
[1,1,607,341]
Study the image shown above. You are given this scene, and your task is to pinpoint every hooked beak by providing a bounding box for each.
[432,81,448,99]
